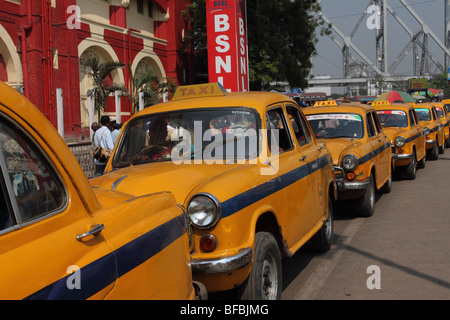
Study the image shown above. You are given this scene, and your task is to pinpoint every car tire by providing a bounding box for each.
[311,196,334,253]
[428,141,439,160]
[359,174,375,217]
[240,232,282,300]
[417,153,426,169]
[439,140,445,154]
[379,169,392,194]
[405,151,417,180]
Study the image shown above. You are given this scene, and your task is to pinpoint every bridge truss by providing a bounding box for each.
[316,0,450,79]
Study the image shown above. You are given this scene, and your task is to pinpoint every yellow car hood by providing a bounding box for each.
[318,138,363,166]
[90,161,242,204]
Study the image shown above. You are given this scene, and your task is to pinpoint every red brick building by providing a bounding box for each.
[0,0,193,140]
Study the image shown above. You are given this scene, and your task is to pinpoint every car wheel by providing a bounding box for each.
[311,196,334,252]
[417,153,426,169]
[446,138,450,148]
[428,141,439,160]
[405,151,417,180]
[240,232,282,300]
[359,174,375,217]
[439,140,445,154]
[379,169,392,194]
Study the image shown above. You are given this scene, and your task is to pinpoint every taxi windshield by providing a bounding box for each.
[113,107,260,167]
[415,108,431,121]
[436,107,444,118]
[306,113,363,139]
[376,110,408,127]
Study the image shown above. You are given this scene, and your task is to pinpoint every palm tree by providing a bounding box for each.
[80,57,128,121]
[129,65,177,114]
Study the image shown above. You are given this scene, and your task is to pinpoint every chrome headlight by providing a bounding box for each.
[424,127,431,136]
[394,136,406,147]
[342,154,358,171]
[187,194,221,229]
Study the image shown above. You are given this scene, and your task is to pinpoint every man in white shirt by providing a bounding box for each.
[93,115,114,176]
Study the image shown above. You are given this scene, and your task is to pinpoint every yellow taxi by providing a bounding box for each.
[92,83,337,299]
[414,103,445,160]
[432,102,450,148]
[371,101,426,180]
[304,100,392,217]
[0,81,204,300]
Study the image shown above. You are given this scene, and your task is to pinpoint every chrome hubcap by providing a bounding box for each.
[261,255,278,300]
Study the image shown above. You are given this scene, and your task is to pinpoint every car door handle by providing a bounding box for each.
[77,224,105,241]
[299,155,307,162]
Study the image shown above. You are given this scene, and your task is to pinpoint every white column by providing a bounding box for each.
[56,88,64,138]
[115,90,121,124]
[87,90,95,139]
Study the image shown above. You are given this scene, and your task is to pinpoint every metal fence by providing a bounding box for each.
[67,141,95,179]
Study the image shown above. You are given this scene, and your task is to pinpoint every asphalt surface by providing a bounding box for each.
[282,152,450,300]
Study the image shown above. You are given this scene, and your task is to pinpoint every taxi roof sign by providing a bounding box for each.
[172,83,228,101]
[371,100,391,107]
[313,100,338,107]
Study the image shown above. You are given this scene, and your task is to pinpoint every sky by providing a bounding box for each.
[311,0,446,78]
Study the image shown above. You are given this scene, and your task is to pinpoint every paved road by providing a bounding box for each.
[282,152,450,300]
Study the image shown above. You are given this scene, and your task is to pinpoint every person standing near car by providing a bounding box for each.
[93,116,114,176]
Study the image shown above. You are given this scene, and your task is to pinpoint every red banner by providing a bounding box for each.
[206,0,249,92]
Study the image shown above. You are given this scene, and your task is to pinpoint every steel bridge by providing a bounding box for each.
[311,0,450,88]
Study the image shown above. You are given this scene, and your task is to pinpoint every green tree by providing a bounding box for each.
[129,67,176,114]
[80,57,128,121]
[429,71,450,98]
[183,0,329,90]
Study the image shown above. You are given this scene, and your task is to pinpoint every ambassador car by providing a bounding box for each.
[371,101,426,180]
[0,81,203,300]
[92,83,337,299]
[304,101,392,217]
[414,103,445,160]
[433,102,450,148]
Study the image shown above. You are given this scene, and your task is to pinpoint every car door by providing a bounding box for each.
[265,106,317,248]
[409,108,426,160]
[285,104,326,219]
[0,113,116,300]
[366,111,388,188]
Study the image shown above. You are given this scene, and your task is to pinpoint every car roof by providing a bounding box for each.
[302,103,374,115]
[134,91,296,117]
[371,103,414,112]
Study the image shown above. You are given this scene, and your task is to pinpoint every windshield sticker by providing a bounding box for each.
[376,110,406,115]
[306,114,362,121]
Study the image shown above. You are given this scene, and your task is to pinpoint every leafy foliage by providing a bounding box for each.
[183,0,329,90]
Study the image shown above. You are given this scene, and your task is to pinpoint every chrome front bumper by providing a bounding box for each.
[337,178,370,191]
[396,153,413,160]
[191,247,253,275]
[334,166,370,191]
[426,139,436,145]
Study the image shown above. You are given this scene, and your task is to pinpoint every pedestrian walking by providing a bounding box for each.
[93,116,114,176]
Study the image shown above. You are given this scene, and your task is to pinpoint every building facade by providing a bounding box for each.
[0,0,192,140]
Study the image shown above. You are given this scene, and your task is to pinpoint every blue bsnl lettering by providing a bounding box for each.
[214,1,228,7]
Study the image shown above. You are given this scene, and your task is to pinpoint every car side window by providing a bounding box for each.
[286,105,312,146]
[0,176,13,231]
[266,107,293,154]
[412,109,420,125]
[366,113,376,137]
[409,110,416,126]
[432,108,437,120]
[0,116,66,227]
[372,112,383,134]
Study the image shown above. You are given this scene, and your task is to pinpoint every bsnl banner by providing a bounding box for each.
[206,0,249,92]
